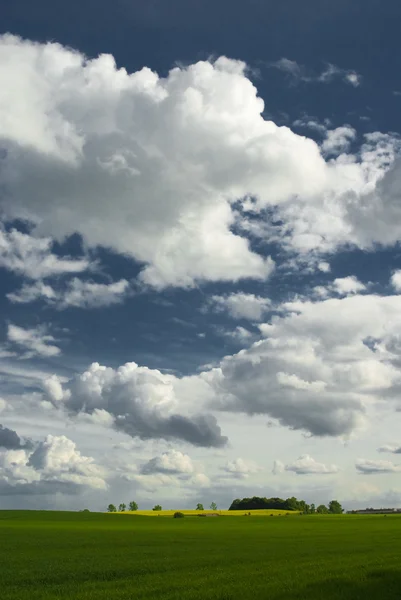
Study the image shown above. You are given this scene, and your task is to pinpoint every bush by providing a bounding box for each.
[173,512,185,518]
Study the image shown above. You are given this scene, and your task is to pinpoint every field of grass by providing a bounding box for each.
[114,508,297,516]
[1,511,401,600]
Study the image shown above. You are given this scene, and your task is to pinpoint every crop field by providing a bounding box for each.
[1,511,401,600]
[113,508,296,516]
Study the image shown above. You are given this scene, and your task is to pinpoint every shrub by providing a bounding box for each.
[174,512,185,518]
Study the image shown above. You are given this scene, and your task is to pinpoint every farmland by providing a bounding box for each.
[1,511,401,599]
[112,508,296,516]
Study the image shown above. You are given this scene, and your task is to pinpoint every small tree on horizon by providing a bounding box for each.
[153,505,162,511]
[129,501,138,511]
[107,504,117,513]
[210,502,217,511]
[316,504,329,514]
[119,503,126,512]
[196,503,204,511]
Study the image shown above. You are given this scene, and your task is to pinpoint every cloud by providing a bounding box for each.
[355,459,401,474]
[140,450,194,475]
[7,324,61,357]
[0,433,107,493]
[0,227,90,279]
[272,58,362,87]
[207,292,271,320]
[1,36,396,289]
[8,278,130,308]
[391,270,401,291]
[378,444,401,454]
[221,457,261,479]
[0,424,32,450]
[282,454,339,475]
[321,126,356,156]
[203,293,401,437]
[318,261,331,273]
[43,362,228,448]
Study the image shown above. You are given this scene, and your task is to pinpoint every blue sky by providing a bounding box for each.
[1,0,401,511]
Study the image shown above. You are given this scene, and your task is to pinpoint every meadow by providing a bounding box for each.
[1,510,401,600]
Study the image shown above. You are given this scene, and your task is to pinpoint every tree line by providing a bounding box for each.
[228,496,343,514]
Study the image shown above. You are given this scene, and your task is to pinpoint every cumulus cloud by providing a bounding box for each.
[0,433,107,493]
[207,292,271,320]
[321,126,356,156]
[8,278,130,308]
[356,459,401,474]
[7,324,61,357]
[221,457,261,479]
[1,36,398,289]
[314,276,367,299]
[378,444,401,454]
[0,227,90,279]
[391,270,401,291]
[203,293,401,437]
[282,454,339,475]
[43,363,227,447]
[141,450,194,475]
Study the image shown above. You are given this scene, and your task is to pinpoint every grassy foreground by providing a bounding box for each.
[1,511,401,600]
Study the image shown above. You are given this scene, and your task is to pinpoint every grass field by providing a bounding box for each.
[1,511,401,600]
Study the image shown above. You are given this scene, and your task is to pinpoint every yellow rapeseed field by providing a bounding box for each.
[109,509,299,516]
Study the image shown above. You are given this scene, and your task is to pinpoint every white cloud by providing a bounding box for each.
[318,261,331,273]
[0,227,90,279]
[43,362,227,447]
[8,278,130,308]
[332,276,366,295]
[221,457,261,479]
[204,293,401,437]
[1,36,397,289]
[282,454,339,475]
[391,270,401,291]
[272,58,362,88]
[208,292,271,320]
[141,450,194,475]
[356,459,401,474]
[0,433,107,492]
[321,126,356,156]
[7,324,61,357]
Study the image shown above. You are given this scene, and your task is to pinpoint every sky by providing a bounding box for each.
[1,0,401,512]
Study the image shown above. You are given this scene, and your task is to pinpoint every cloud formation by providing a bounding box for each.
[1,36,399,291]
[0,424,32,450]
[207,293,271,320]
[140,450,194,475]
[44,362,228,448]
[356,459,401,474]
[7,324,61,357]
[281,454,339,475]
[8,278,130,309]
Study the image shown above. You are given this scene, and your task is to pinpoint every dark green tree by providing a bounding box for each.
[107,504,117,513]
[119,503,126,512]
[310,503,316,514]
[328,500,343,514]
[153,505,162,511]
[210,502,217,511]
[316,504,329,514]
[196,503,204,511]
[129,501,138,511]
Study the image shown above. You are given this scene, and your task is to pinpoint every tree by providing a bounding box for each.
[310,503,316,514]
[316,504,328,514]
[129,501,138,511]
[328,500,343,514]
[174,512,185,518]
[153,505,162,511]
[107,504,117,513]
[196,503,204,511]
[119,503,126,512]
[210,502,217,511]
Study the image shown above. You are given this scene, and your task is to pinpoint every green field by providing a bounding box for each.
[112,508,296,516]
[1,511,401,600]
